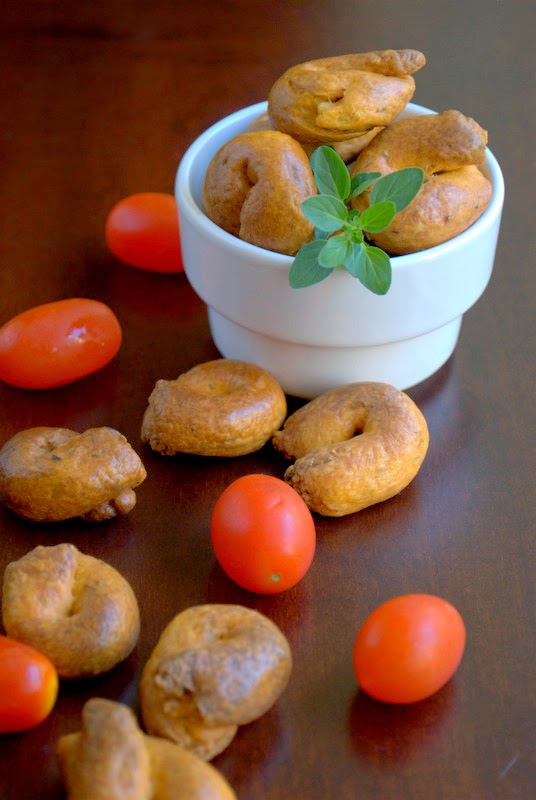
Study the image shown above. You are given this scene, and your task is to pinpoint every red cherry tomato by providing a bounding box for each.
[353,594,466,704]
[0,298,122,389]
[105,192,184,273]
[211,473,316,594]
[0,635,59,733]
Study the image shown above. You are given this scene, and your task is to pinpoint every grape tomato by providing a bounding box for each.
[0,635,59,733]
[105,192,184,273]
[353,593,466,704]
[0,298,122,389]
[211,473,316,594]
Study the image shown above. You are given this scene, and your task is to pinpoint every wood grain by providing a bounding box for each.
[0,2,534,798]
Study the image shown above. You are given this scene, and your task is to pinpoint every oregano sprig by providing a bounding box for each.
[289,146,424,295]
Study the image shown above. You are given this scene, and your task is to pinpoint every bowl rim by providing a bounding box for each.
[176,100,505,274]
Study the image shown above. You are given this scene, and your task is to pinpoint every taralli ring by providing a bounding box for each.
[141,359,287,457]
[202,129,316,255]
[2,543,140,678]
[0,425,146,522]
[350,109,492,254]
[267,50,426,143]
[140,604,292,760]
[272,382,429,516]
[56,698,237,800]
[246,108,382,163]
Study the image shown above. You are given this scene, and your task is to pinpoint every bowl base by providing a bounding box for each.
[208,308,462,398]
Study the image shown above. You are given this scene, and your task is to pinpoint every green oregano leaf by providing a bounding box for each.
[348,225,364,245]
[343,242,366,279]
[289,148,423,295]
[318,234,352,268]
[357,245,392,295]
[301,195,348,232]
[358,201,397,233]
[289,240,334,288]
[310,145,351,200]
[349,171,381,198]
[370,166,424,213]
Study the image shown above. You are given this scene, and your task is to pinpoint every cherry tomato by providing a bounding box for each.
[353,594,466,704]
[211,473,316,594]
[0,298,122,389]
[0,635,59,733]
[105,192,184,273]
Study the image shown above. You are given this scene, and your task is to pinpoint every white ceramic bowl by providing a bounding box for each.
[176,101,504,398]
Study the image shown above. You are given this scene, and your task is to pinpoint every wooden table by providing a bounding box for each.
[1,2,534,798]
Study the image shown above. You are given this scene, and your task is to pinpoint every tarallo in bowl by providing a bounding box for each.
[175,101,504,399]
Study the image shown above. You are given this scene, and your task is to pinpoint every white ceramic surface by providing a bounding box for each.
[176,101,504,398]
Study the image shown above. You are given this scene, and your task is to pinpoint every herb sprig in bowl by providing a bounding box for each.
[289,146,424,295]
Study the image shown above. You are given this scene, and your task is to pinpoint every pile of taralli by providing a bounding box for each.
[203,50,492,258]
[0,49,481,799]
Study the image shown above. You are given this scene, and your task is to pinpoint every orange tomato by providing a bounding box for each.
[0,635,59,733]
[105,192,184,273]
[211,474,316,594]
[0,298,122,389]
[353,594,466,704]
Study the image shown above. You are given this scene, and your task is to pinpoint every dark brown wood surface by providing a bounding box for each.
[0,2,534,798]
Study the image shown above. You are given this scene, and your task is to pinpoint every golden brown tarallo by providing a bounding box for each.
[140,604,292,761]
[247,108,382,163]
[273,382,429,517]
[56,698,237,800]
[267,50,426,143]
[2,544,140,678]
[350,109,492,254]
[141,359,287,457]
[202,129,316,255]
[0,425,146,522]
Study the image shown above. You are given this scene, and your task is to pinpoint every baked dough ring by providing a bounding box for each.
[202,129,316,255]
[2,543,140,678]
[247,109,382,163]
[140,604,292,761]
[0,426,146,522]
[272,382,429,517]
[350,109,492,254]
[267,50,425,143]
[141,359,287,457]
[56,698,237,800]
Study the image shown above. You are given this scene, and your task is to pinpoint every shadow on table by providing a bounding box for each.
[348,680,458,765]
